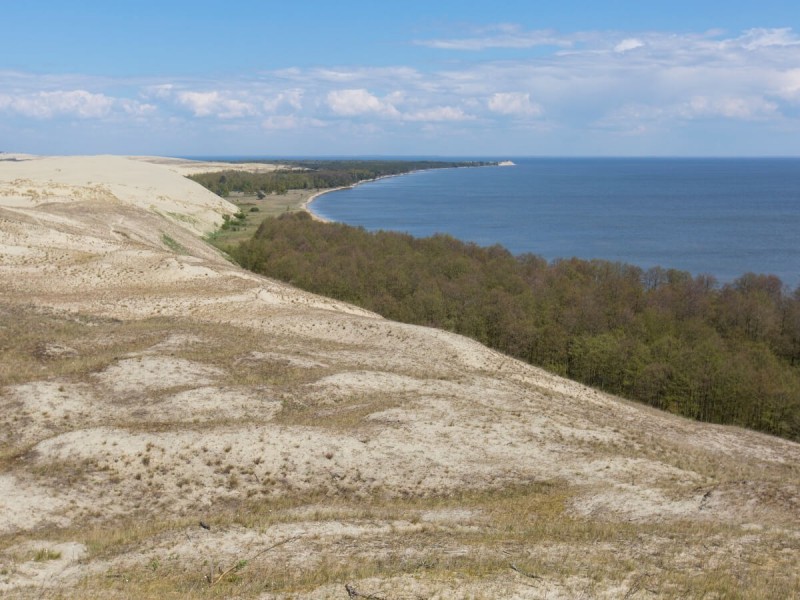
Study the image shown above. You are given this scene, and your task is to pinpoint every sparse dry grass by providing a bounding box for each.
[273,391,404,431]
[3,481,797,598]
[0,303,174,386]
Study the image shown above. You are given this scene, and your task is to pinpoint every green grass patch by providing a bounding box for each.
[160,233,186,254]
[33,548,62,561]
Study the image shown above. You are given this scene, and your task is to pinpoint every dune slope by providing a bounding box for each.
[1,155,798,599]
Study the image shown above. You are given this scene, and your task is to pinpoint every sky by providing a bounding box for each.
[2,0,800,156]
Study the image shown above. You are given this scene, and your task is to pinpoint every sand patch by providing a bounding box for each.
[93,356,225,396]
[239,351,329,370]
[150,386,281,422]
[0,540,87,592]
[0,475,71,533]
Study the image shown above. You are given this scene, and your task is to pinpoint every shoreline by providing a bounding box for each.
[300,187,342,223]
[301,162,503,222]
[295,160,798,288]
[302,171,426,222]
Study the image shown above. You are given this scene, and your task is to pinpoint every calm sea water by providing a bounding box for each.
[311,158,800,288]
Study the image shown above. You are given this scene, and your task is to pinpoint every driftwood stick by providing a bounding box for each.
[510,563,542,580]
[210,535,302,587]
[623,573,659,599]
[345,583,386,599]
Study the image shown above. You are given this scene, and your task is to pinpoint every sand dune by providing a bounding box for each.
[130,155,288,176]
[0,155,798,598]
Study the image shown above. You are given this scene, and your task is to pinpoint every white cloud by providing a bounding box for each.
[0,90,157,120]
[679,95,778,120]
[0,90,115,119]
[326,88,475,122]
[262,89,303,112]
[487,92,543,117]
[261,115,326,130]
[404,106,472,122]
[327,89,400,118]
[315,69,364,82]
[735,27,800,50]
[599,94,779,132]
[175,91,257,119]
[773,68,800,101]
[278,67,422,87]
[146,84,176,99]
[4,26,800,154]
[120,99,157,117]
[415,25,571,51]
[615,38,645,53]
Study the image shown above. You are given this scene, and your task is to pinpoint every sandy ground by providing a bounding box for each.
[0,155,798,598]
[129,156,288,176]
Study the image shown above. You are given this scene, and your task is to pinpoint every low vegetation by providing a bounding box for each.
[8,482,797,598]
[188,159,492,197]
[230,212,800,441]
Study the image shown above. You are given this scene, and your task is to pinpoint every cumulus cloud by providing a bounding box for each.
[0,90,153,120]
[262,89,303,112]
[487,92,543,117]
[4,25,800,153]
[145,83,176,99]
[326,88,475,122]
[774,68,800,101]
[142,85,262,119]
[120,99,157,117]
[614,38,645,53]
[327,89,400,118]
[175,91,257,119]
[1,90,114,118]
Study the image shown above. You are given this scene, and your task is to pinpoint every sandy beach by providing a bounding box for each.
[300,161,510,223]
[301,169,439,222]
[1,154,798,598]
[300,187,343,222]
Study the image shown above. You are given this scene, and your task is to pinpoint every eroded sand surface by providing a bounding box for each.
[1,155,798,598]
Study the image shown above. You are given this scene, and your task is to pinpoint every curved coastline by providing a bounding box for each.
[298,158,800,288]
[301,187,341,222]
[302,161,506,222]
[302,169,430,223]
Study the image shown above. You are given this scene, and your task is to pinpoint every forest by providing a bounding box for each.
[188,160,491,196]
[229,212,800,442]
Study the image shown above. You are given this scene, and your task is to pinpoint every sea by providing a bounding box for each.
[309,158,800,289]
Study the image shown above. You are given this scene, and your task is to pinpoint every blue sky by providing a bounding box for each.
[2,1,800,156]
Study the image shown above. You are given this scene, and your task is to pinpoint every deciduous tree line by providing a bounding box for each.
[231,212,800,441]
[189,160,489,197]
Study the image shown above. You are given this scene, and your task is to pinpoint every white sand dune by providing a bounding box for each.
[0,155,798,598]
[129,155,288,176]
[1,154,236,235]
